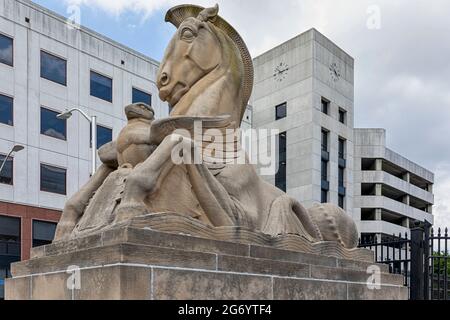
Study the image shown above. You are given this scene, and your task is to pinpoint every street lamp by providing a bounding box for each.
[0,145,25,175]
[57,108,97,174]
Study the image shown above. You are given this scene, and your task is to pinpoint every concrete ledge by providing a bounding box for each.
[8,226,407,300]
[6,263,408,300]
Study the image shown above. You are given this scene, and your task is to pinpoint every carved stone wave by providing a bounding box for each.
[120,212,374,262]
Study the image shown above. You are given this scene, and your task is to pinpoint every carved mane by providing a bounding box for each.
[163,4,253,126]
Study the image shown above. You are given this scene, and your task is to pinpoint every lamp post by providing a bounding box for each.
[0,145,25,175]
[57,108,97,174]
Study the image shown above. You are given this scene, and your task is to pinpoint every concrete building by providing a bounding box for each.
[251,28,355,212]
[354,128,434,242]
[250,29,434,242]
[0,0,168,297]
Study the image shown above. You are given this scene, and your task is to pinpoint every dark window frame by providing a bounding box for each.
[321,129,329,152]
[338,137,346,160]
[40,50,67,86]
[90,70,113,103]
[0,153,13,186]
[338,195,345,209]
[321,159,328,182]
[275,102,287,121]
[338,167,345,188]
[339,108,347,124]
[40,106,67,141]
[132,87,152,106]
[321,189,328,203]
[95,124,113,149]
[40,163,67,195]
[0,32,14,67]
[0,93,14,127]
[321,98,329,115]
[275,132,287,192]
[0,215,21,260]
[32,219,57,248]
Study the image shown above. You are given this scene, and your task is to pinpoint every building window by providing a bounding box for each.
[321,189,328,203]
[96,125,112,149]
[338,138,346,160]
[339,167,345,188]
[41,107,67,140]
[40,164,66,195]
[339,108,347,124]
[0,34,13,66]
[275,132,287,192]
[32,220,57,248]
[321,128,329,204]
[132,88,152,106]
[0,154,13,185]
[40,51,67,86]
[0,94,13,126]
[321,129,329,152]
[0,215,21,257]
[275,103,287,120]
[90,71,112,102]
[321,159,328,182]
[321,98,329,115]
[338,195,344,209]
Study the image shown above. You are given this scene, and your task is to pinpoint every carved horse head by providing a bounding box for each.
[157,4,253,127]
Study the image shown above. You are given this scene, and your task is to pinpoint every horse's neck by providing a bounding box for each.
[171,67,239,123]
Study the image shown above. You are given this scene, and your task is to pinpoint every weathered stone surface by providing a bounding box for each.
[74,266,151,300]
[7,227,407,300]
[273,278,347,300]
[218,255,310,278]
[5,277,31,300]
[347,283,409,300]
[30,246,45,259]
[311,265,404,286]
[114,227,250,257]
[338,258,389,273]
[12,245,121,277]
[119,243,217,270]
[32,272,73,300]
[12,243,217,277]
[33,223,374,262]
[250,245,337,267]
[152,268,273,300]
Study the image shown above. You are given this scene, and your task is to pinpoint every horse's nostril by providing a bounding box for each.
[160,72,170,86]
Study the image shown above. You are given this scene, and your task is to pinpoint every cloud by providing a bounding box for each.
[64,0,450,227]
[433,164,450,229]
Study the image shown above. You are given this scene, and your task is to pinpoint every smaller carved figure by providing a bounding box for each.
[54,103,156,241]
[117,103,157,168]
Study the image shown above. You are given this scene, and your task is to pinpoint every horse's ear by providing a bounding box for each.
[197,4,219,23]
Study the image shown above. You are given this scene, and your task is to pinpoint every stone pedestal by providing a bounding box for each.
[6,214,407,300]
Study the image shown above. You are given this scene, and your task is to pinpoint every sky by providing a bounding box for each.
[32,0,450,229]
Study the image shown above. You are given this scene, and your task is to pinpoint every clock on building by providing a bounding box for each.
[329,62,341,82]
[273,62,289,82]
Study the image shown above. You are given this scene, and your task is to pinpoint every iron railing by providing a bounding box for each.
[359,222,450,300]
[359,233,411,289]
[427,227,449,300]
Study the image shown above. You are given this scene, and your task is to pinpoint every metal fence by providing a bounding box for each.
[359,222,449,300]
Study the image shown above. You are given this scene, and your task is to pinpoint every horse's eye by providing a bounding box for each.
[181,28,195,40]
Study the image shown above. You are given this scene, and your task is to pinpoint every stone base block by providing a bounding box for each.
[6,225,408,300]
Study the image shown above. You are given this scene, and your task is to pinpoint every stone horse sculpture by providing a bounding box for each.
[54,4,358,250]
